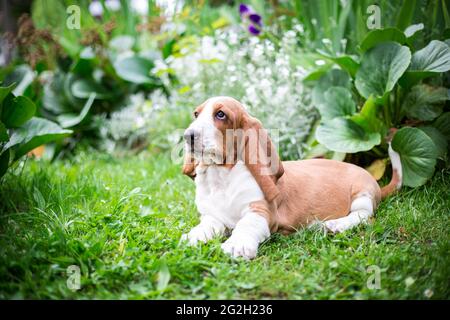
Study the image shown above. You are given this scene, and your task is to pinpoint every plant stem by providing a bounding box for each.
[382,94,391,128]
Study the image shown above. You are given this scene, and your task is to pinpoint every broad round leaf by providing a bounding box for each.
[3,65,35,96]
[64,73,86,111]
[56,93,96,128]
[109,36,135,52]
[42,80,72,115]
[1,94,36,128]
[316,117,381,153]
[312,69,352,106]
[71,79,112,100]
[409,40,450,73]
[402,85,449,121]
[0,83,15,106]
[391,127,438,187]
[355,42,411,99]
[432,112,450,141]
[359,28,406,52]
[4,117,72,160]
[403,40,450,86]
[114,56,157,84]
[317,50,359,78]
[419,126,448,159]
[317,87,356,121]
[351,95,386,135]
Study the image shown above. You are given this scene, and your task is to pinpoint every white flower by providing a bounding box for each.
[131,0,148,15]
[106,0,120,11]
[89,1,103,16]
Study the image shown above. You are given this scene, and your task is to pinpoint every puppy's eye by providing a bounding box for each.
[215,110,226,120]
[194,112,199,118]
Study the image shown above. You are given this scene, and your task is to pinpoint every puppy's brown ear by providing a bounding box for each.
[182,151,197,180]
[239,113,284,202]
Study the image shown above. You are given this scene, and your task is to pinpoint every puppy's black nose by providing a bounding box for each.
[184,129,199,147]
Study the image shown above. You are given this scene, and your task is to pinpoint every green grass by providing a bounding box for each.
[0,151,449,299]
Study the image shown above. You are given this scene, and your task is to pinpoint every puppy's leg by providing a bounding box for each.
[181,215,225,246]
[221,211,270,260]
[323,194,374,234]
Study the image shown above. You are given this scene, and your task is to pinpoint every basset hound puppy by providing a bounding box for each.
[181,96,402,260]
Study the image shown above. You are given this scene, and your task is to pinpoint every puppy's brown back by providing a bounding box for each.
[274,159,381,234]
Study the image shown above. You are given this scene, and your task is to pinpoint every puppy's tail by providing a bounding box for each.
[380,143,402,199]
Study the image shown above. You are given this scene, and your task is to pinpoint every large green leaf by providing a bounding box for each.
[359,28,407,52]
[403,40,450,85]
[351,95,386,135]
[113,56,158,85]
[355,42,411,99]
[4,65,34,96]
[64,73,86,111]
[109,35,135,52]
[56,93,96,128]
[0,121,8,143]
[432,112,450,141]
[391,127,438,187]
[1,94,36,128]
[330,56,359,78]
[312,69,352,106]
[419,126,448,159]
[71,79,112,100]
[317,87,356,121]
[316,117,381,153]
[316,50,359,78]
[42,80,72,115]
[409,40,450,72]
[402,85,449,121]
[4,118,72,160]
[0,83,15,106]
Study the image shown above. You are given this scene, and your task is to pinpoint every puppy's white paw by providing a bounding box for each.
[221,235,258,260]
[323,219,350,234]
[180,226,211,246]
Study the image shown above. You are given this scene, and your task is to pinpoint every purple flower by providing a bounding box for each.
[248,13,262,25]
[239,4,250,15]
[248,25,261,35]
[239,3,263,36]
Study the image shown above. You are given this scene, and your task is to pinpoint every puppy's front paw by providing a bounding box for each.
[221,235,258,260]
[323,219,350,234]
[180,226,211,246]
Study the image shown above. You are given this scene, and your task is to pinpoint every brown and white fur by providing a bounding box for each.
[181,96,402,260]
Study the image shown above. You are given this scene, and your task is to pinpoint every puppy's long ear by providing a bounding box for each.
[239,113,284,202]
[182,150,197,180]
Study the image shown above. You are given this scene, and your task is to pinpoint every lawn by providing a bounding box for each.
[0,151,448,299]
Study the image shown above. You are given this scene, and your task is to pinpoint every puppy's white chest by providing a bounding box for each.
[194,162,264,228]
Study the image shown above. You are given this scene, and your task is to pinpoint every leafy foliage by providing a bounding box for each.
[312,28,450,187]
[0,84,71,179]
